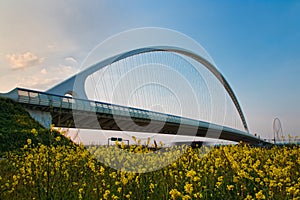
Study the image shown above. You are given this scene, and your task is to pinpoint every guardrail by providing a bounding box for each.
[14,88,185,124]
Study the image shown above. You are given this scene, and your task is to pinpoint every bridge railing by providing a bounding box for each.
[14,88,184,124]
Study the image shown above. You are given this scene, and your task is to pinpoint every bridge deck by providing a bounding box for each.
[1,88,268,145]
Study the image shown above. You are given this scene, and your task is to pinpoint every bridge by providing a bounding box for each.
[0,45,269,145]
[2,88,266,145]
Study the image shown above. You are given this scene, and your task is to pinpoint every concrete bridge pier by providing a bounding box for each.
[25,108,52,129]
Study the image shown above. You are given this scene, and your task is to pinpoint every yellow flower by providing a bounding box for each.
[109,172,117,179]
[255,190,266,200]
[100,166,105,175]
[55,136,61,142]
[103,190,110,200]
[149,183,155,192]
[217,176,223,182]
[227,185,234,191]
[117,187,122,193]
[186,169,196,178]
[184,183,193,194]
[233,176,239,183]
[182,194,192,200]
[193,176,200,182]
[169,189,181,200]
[121,176,128,185]
[30,128,38,136]
[286,186,295,195]
[27,139,32,145]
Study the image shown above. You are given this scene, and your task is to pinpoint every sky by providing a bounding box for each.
[0,0,299,142]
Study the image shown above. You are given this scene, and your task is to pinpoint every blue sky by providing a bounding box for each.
[0,0,299,140]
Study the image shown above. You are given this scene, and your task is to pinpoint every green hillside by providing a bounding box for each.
[0,97,73,156]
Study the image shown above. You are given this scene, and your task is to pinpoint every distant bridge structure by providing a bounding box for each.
[0,45,269,145]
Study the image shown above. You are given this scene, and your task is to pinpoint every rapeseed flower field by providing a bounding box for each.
[0,137,299,199]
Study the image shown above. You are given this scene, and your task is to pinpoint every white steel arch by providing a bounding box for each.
[46,46,249,132]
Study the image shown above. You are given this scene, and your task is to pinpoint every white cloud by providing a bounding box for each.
[58,64,78,75]
[40,68,47,75]
[6,52,44,70]
[21,61,79,90]
[15,64,79,91]
[18,75,60,90]
[65,57,78,64]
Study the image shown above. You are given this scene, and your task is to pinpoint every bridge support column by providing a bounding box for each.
[25,109,52,129]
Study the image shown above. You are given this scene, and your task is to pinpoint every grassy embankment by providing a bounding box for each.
[0,97,72,157]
